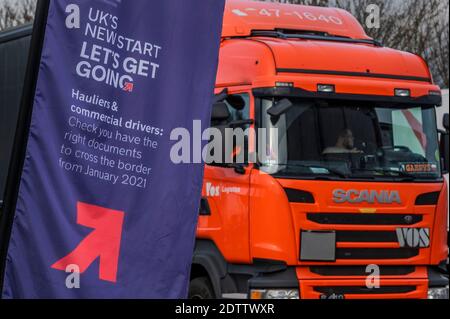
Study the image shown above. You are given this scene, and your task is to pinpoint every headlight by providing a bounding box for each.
[250,289,299,299]
[428,287,449,299]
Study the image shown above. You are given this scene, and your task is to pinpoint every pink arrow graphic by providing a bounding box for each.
[122,82,134,92]
[52,202,125,283]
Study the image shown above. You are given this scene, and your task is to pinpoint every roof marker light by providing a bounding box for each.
[317,84,335,93]
[276,82,294,88]
[395,88,411,97]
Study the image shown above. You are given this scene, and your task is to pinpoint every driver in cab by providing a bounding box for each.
[323,129,363,154]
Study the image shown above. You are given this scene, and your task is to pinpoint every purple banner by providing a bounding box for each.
[2,0,224,298]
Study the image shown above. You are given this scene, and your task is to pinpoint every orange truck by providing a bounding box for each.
[189,0,449,299]
[0,0,448,301]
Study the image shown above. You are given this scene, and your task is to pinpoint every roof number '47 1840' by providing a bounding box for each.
[231,7,344,25]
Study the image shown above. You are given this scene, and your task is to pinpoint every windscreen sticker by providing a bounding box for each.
[400,162,438,174]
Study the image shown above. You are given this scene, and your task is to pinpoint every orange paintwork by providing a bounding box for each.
[277,178,442,266]
[298,278,428,299]
[197,165,252,263]
[222,0,369,39]
[297,266,429,299]
[197,0,447,299]
[216,37,439,97]
[217,0,439,95]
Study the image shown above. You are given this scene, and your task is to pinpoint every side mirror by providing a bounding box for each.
[225,95,246,111]
[443,113,449,131]
[211,102,230,122]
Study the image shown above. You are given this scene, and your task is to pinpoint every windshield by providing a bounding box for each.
[260,98,441,181]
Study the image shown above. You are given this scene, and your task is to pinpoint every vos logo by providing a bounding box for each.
[206,183,220,197]
[396,228,430,248]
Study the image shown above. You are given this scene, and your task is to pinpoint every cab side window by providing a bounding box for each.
[207,93,250,166]
[225,94,250,125]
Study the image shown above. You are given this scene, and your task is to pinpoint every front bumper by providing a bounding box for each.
[248,266,448,299]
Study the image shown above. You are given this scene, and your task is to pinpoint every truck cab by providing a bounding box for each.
[191,0,449,299]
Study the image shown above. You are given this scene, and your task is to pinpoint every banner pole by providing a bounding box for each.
[0,0,51,295]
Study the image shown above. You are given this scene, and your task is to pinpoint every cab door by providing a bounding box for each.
[197,90,253,264]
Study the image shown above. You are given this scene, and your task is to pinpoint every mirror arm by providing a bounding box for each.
[229,163,246,175]
[213,88,229,103]
[270,116,281,125]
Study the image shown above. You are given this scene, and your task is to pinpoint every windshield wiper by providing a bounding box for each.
[277,164,348,179]
[379,169,417,180]
[353,168,416,180]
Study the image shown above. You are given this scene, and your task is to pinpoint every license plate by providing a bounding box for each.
[320,293,346,300]
[300,231,336,262]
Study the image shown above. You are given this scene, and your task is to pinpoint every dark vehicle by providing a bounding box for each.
[0,24,32,209]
